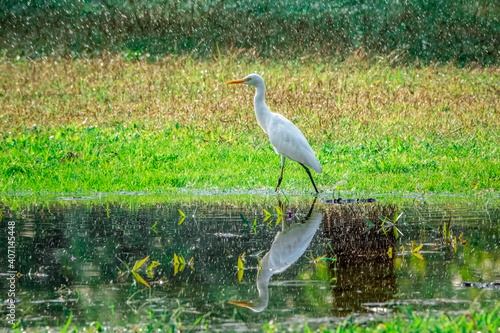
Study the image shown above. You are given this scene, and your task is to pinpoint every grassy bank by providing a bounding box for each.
[1,56,499,194]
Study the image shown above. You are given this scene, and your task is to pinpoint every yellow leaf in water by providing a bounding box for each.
[174,263,179,276]
[178,209,185,217]
[179,254,185,264]
[263,209,271,216]
[132,256,150,272]
[388,247,393,259]
[402,245,405,253]
[315,254,327,263]
[275,206,282,216]
[188,257,194,270]
[238,268,244,283]
[412,252,424,261]
[173,253,179,265]
[413,244,423,253]
[238,256,244,270]
[178,216,185,225]
[454,237,457,252]
[132,271,150,288]
[275,215,282,226]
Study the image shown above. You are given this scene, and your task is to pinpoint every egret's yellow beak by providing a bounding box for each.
[225,78,249,85]
[228,301,254,309]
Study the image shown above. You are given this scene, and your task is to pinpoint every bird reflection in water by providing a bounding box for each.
[229,198,322,312]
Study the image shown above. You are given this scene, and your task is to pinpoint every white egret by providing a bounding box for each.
[226,74,322,193]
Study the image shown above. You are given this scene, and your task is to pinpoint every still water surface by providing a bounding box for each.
[0,195,499,330]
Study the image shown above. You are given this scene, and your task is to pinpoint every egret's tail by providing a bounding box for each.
[310,157,322,174]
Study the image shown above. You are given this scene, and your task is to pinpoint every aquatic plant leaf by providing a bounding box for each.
[413,244,423,253]
[454,237,457,252]
[151,221,158,234]
[253,218,257,234]
[315,254,327,263]
[60,311,73,333]
[363,217,375,234]
[106,202,109,219]
[147,261,159,278]
[388,247,393,259]
[173,253,179,265]
[132,271,150,288]
[393,212,403,224]
[178,209,185,217]
[240,214,249,226]
[238,268,243,283]
[178,216,185,225]
[263,209,271,216]
[238,256,244,270]
[393,226,399,239]
[275,206,282,216]
[179,254,186,264]
[132,256,150,272]
[241,252,246,261]
[275,215,282,226]
[412,252,424,261]
[188,257,194,270]
[174,263,179,276]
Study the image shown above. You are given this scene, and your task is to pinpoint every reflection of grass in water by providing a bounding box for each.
[1,56,499,194]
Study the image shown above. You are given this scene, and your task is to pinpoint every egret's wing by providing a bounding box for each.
[267,114,322,173]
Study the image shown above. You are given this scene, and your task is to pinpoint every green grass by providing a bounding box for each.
[12,305,500,332]
[0,56,499,195]
[266,306,500,332]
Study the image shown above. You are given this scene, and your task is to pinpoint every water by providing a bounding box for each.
[0,195,499,330]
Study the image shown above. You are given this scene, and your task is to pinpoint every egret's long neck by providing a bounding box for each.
[254,83,272,134]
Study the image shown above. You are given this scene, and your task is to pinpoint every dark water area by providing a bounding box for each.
[0,196,499,330]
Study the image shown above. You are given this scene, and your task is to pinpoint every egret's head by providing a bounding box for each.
[225,74,264,87]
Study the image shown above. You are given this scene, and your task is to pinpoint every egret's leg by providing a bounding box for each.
[275,155,286,192]
[300,163,319,194]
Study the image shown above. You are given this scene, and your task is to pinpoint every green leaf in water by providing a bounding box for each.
[363,217,375,234]
[60,311,73,333]
[240,214,249,226]
[147,261,159,278]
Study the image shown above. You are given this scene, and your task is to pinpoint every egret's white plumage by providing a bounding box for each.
[229,203,323,312]
[226,74,322,193]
